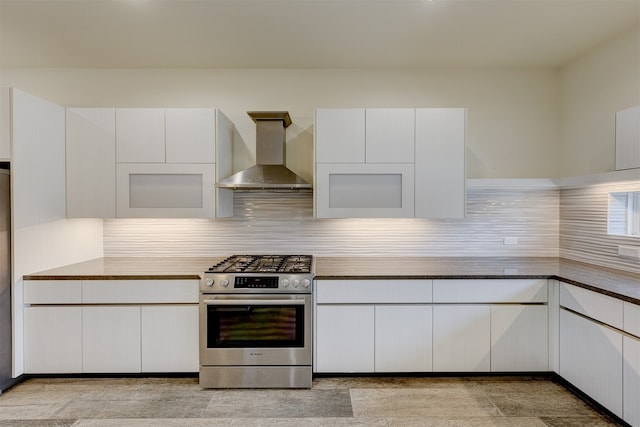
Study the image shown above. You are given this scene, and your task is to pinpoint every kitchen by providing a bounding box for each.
[1,0,640,425]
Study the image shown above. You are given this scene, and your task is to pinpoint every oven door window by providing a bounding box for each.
[207,304,305,348]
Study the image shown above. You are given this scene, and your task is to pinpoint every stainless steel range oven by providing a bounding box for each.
[199,255,313,388]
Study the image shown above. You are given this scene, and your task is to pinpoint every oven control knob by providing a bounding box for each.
[293,279,300,288]
[282,279,290,288]
[220,279,229,287]
[205,278,214,287]
[302,279,311,288]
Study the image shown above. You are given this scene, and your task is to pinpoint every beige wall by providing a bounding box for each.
[1,24,638,179]
[1,67,559,179]
[559,24,640,176]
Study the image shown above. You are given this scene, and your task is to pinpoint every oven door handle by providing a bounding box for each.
[202,298,305,306]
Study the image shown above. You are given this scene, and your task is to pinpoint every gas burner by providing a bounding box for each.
[208,255,312,274]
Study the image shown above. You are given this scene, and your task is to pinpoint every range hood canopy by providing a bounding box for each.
[216,111,311,190]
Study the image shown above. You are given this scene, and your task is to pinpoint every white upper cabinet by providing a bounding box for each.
[0,88,11,160]
[615,105,640,170]
[314,107,465,218]
[415,108,466,219]
[365,108,415,163]
[116,108,216,164]
[315,108,365,163]
[116,108,165,163]
[12,88,67,228]
[66,108,116,218]
[67,106,222,218]
[165,108,215,164]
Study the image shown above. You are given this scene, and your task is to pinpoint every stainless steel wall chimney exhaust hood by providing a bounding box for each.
[216,111,312,190]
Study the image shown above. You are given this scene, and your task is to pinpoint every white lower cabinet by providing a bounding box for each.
[23,279,200,374]
[83,306,142,373]
[315,279,549,374]
[491,305,548,371]
[24,306,83,373]
[141,305,199,372]
[314,304,432,373]
[315,305,374,372]
[375,305,432,372]
[559,309,623,418]
[433,305,491,372]
[624,335,640,426]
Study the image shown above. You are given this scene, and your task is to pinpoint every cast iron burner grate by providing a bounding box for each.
[207,255,312,274]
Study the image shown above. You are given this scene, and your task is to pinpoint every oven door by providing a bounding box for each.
[199,294,311,366]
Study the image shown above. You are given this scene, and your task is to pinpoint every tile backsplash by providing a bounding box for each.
[103,176,640,273]
[560,179,640,273]
[104,181,560,259]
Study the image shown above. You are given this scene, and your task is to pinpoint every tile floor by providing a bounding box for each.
[0,376,624,426]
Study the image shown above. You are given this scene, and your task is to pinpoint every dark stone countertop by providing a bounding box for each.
[314,257,640,304]
[23,256,640,305]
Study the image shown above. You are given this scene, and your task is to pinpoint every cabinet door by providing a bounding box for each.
[491,305,548,371]
[624,301,640,337]
[24,307,82,373]
[116,108,165,163]
[165,108,215,164]
[141,305,199,372]
[415,108,465,219]
[315,305,374,372]
[624,335,640,426]
[615,105,640,170]
[83,306,141,373]
[560,282,623,329]
[116,163,216,218]
[0,87,10,160]
[66,108,116,217]
[315,109,365,163]
[12,88,66,228]
[433,305,490,372]
[315,163,414,218]
[365,108,414,163]
[559,309,623,418]
[375,305,432,372]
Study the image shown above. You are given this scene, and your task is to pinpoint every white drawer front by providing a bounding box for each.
[315,280,432,304]
[82,280,199,304]
[24,280,82,304]
[625,301,640,337]
[560,283,623,330]
[433,279,547,303]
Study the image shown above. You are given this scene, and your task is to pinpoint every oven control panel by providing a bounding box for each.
[201,274,312,293]
[234,276,279,288]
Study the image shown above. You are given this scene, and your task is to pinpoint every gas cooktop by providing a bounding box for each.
[201,255,314,293]
[206,255,313,274]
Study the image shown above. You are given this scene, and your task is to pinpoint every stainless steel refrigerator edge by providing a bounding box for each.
[0,168,11,393]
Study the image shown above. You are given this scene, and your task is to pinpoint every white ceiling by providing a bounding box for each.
[1,0,638,69]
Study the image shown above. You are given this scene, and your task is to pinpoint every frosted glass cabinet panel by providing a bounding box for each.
[129,174,202,208]
[329,174,402,208]
[315,163,414,217]
[117,163,216,218]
